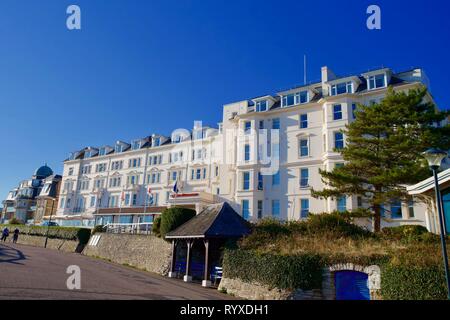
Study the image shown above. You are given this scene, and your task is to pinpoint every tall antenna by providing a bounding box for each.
[303,54,307,85]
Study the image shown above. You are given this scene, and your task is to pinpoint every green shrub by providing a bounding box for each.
[306,213,371,238]
[381,225,431,242]
[0,224,91,244]
[152,216,161,237]
[9,218,24,225]
[381,264,448,300]
[223,249,324,290]
[160,207,196,239]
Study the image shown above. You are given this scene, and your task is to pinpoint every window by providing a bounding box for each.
[243,172,250,190]
[81,165,91,174]
[256,100,267,112]
[335,162,344,168]
[272,118,280,130]
[109,176,121,188]
[68,168,74,176]
[99,148,106,156]
[272,200,280,217]
[357,196,363,208]
[300,199,309,219]
[115,144,124,153]
[108,196,117,208]
[337,196,346,212]
[171,171,178,182]
[257,200,263,219]
[257,172,263,190]
[111,161,123,170]
[132,140,141,150]
[272,171,280,186]
[300,168,309,188]
[300,114,308,129]
[352,103,357,119]
[299,138,309,157]
[242,200,250,220]
[95,163,107,173]
[282,91,308,107]
[66,198,71,208]
[259,120,264,129]
[215,166,219,177]
[408,200,415,218]
[132,194,138,206]
[244,121,251,134]
[334,132,344,150]
[244,144,250,162]
[333,104,342,120]
[124,193,130,206]
[153,137,160,147]
[391,200,402,219]
[59,197,65,209]
[94,178,105,189]
[128,175,139,185]
[331,82,353,96]
[129,158,141,168]
[368,74,386,90]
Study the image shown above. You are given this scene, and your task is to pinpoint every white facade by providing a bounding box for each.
[55,66,437,230]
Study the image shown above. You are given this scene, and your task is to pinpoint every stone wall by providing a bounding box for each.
[219,264,382,300]
[7,234,79,253]
[218,277,325,300]
[82,233,172,275]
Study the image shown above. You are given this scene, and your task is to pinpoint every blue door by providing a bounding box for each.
[335,271,370,300]
[442,189,450,234]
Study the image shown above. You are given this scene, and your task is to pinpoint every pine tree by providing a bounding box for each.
[312,87,450,232]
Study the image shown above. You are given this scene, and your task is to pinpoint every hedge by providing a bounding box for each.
[381,264,448,300]
[223,248,324,290]
[0,224,91,245]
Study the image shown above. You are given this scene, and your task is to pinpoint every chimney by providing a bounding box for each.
[321,66,336,96]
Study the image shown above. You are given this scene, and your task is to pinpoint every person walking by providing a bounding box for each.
[1,227,9,242]
[12,228,19,244]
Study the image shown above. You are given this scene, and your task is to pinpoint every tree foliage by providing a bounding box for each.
[160,207,196,239]
[312,87,449,232]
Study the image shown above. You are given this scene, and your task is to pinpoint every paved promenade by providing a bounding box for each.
[0,243,232,300]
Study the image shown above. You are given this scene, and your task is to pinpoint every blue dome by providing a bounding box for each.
[35,164,53,178]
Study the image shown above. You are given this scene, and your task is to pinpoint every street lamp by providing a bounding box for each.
[422,148,449,300]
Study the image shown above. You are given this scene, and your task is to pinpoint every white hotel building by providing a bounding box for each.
[54,66,440,231]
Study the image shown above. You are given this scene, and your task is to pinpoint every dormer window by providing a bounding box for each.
[173,135,181,144]
[84,151,92,159]
[153,137,160,147]
[330,82,353,96]
[256,100,267,112]
[132,140,141,150]
[368,74,386,90]
[115,144,123,153]
[99,148,106,156]
[282,91,308,107]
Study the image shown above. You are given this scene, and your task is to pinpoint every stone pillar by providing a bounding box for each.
[168,240,177,278]
[202,239,211,287]
[184,239,194,282]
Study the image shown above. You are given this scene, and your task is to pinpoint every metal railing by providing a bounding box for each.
[104,222,153,235]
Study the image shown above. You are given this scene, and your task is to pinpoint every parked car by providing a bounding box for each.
[41,221,59,227]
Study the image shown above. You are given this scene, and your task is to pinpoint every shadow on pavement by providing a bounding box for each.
[0,244,27,265]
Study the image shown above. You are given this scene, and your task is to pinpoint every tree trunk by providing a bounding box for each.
[373,204,381,233]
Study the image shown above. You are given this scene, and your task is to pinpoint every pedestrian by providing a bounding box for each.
[12,228,19,244]
[1,227,9,242]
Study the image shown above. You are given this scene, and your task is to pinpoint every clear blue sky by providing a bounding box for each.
[0,0,449,199]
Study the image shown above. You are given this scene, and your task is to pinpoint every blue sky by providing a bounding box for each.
[0,0,449,199]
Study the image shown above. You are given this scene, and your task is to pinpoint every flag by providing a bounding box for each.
[147,186,152,195]
[121,191,125,202]
[173,181,179,194]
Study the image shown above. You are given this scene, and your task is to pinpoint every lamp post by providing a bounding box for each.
[422,148,449,299]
